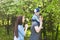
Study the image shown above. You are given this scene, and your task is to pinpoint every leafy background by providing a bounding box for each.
[0,0,60,40]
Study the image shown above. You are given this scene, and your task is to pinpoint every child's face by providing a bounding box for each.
[35,12,40,16]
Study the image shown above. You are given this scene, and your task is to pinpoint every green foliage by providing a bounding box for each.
[0,0,60,40]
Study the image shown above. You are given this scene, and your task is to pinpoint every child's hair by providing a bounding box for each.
[14,16,23,37]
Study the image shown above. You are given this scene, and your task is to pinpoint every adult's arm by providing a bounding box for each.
[34,21,43,33]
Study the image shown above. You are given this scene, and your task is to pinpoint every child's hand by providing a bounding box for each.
[25,24,28,29]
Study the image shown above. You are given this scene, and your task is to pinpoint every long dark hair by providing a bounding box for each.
[14,16,23,37]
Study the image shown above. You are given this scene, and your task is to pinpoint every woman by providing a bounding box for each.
[14,16,28,40]
[30,8,43,40]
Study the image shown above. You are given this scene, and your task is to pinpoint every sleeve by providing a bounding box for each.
[18,26,25,36]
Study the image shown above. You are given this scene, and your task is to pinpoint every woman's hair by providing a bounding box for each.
[14,16,23,37]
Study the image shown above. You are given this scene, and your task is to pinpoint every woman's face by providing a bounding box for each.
[22,16,25,23]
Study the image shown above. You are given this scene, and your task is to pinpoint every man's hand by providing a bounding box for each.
[39,16,43,22]
[40,26,43,29]
[39,16,43,29]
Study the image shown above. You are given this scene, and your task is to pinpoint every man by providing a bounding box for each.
[30,8,43,40]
